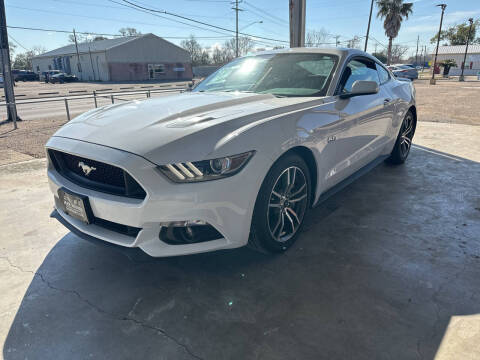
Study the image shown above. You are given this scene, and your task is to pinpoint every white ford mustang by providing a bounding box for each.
[47,48,416,257]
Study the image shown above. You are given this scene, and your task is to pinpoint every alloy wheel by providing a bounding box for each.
[267,166,308,243]
[400,113,414,157]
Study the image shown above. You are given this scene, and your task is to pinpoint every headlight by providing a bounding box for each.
[158,151,255,183]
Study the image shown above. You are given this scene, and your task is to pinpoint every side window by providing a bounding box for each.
[339,58,380,94]
[376,63,390,84]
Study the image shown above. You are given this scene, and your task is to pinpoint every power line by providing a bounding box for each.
[117,0,289,43]
[6,25,232,40]
[243,1,288,26]
[7,34,28,50]
[7,5,176,29]
[7,26,123,36]
[108,0,238,38]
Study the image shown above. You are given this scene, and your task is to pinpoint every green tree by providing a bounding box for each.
[376,0,413,65]
[430,19,480,45]
[13,46,46,70]
[372,52,388,63]
[440,59,457,76]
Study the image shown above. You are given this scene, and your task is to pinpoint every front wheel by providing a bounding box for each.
[248,154,311,253]
[387,110,416,164]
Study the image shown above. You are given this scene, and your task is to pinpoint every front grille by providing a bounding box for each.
[49,149,146,199]
[94,217,141,238]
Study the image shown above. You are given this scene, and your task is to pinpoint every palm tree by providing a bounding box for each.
[376,0,413,65]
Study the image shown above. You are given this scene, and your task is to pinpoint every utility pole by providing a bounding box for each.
[422,45,426,72]
[0,0,18,128]
[72,29,82,80]
[232,0,243,57]
[415,35,419,66]
[88,46,96,81]
[374,43,378,55]
[289,0,306,47]
[430,3,446,85]
[335,35,341,47]
[364,0,374,52]
[459,18,474,82]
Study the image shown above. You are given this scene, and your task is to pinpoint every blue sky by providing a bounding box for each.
[5,0,480,58]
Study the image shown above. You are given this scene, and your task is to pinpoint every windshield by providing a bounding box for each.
[194,53,338,97]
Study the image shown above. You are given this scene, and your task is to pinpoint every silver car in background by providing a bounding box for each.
[387,64,418,80]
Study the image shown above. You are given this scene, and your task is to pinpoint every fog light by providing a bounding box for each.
[159,222,223,245]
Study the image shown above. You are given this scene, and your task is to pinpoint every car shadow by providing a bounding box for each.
[3,146,480,360]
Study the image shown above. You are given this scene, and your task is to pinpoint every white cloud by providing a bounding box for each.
[404,24,439,33]
[404,9,480,34]
[444,9,480,24]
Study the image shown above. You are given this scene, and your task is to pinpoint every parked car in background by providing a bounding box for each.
[11,69,21,81]
[387,65,418,80]
[49,73,78,84]
[47,48,417,257]
[40,70,61,82]
[15,70,39,81]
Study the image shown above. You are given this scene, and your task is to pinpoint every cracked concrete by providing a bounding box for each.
[1,121,479,359]
[0,256,203,360]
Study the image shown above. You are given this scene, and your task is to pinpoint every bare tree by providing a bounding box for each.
[305,28,330,47]
[224,36,254,57]
[119,27,141,36]
[9,41,16,59]
[199,50,211,65]
[68,33,89,43]
[92,36,109,41]
[180,35,203,66]
[212,47,225,65]
[390,44,409,63]
[346,36,361,49]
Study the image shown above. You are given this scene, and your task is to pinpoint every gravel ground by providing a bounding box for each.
[0,78,479,165]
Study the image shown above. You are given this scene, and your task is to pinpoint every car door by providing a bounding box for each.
[322,56,392,188]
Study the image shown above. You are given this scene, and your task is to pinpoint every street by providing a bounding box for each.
[0,88,183,122]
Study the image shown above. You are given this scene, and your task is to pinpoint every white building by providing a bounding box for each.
[32,34,192,81]
[432,45,480,76]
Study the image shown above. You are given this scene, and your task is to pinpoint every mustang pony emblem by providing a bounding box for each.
[78,161,96,176]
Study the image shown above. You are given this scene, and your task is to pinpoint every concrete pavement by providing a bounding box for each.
[0,122,479,359]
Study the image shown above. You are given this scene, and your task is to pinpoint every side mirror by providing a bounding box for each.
[340,80,379,99]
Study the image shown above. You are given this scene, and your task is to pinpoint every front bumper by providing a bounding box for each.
[46,136,269,257]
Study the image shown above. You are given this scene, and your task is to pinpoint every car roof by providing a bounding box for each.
[248,47,379,61]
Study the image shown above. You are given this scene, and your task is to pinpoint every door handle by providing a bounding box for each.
[383,98,391,105]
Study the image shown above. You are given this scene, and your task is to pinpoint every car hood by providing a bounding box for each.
[53,91,321,163]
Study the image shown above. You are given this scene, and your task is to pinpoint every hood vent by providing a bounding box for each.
[167,115,216,128]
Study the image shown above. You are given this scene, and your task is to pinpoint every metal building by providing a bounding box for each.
[432,45,480,76]
[31,34,193,81]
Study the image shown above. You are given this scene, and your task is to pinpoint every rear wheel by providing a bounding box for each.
[248,154,310,253]
[387,110,415,164]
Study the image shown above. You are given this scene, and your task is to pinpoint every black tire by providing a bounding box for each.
[248,153,311,253]
[386,109,416,165]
